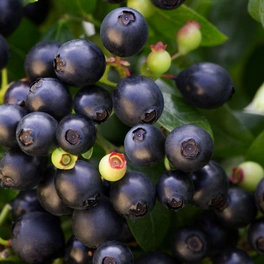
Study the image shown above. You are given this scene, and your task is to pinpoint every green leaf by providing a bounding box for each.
[148,5,228,47]
[0,189,19,204]
[127,201,172,252]
[248,0,264,25]
[23,0,38,6]
[158,92,213,137]
[199,105,255,158]
[246,130,264,167]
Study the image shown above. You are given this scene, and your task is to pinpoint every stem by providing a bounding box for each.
[0,238,11,247]
[0,68,8,104]
[170,51,181,60]
[96,132,123,154]
[0,204,12,227]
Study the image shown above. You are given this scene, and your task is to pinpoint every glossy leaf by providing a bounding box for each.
[248,0,264,25]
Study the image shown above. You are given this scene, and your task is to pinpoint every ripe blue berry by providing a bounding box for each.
[165,124,214,172]
[113,75,164,127]
[100,7,148,57]
[54,39,106,88]
[150,0,185,10]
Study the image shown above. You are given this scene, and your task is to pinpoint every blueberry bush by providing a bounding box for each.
[1,0,264,263]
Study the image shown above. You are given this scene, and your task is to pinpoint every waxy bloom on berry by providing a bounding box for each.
[176,20,202,55]
[99,152,127,181]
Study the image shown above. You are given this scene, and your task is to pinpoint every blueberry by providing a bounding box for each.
[212,248,254,264]
[110,171,156,219]
[191,160,229,210]
[92,240,134,264]
[4,79,30,107]
[248,217,264,255]
[113,75,164,127]
[26,77,73,120]
[11,211,65,264]
[37,165,73,216]
[165,123,214,172]
[72,196,125,248]
[150,0,185,10]
[64,235,94,264]
[175,62,235,109]
[54,39,106,88]
[0,104,27,148]
[156,169,194,211]
[254,177,264,214]
[100,7,148,57]
[73,84,113,124]
[16,111,58,157]
[0,34,9,70]
[24,40,61,82]
[124,123,165,166]
[56,114,97,155]
[0,0,23,37]
[171,226,208,263]
[11,189,46,221]
[0,148,47,190]
[54,160,102,210]
[214,186,258,228]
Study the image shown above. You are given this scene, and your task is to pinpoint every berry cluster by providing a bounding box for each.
[0,1,263,264]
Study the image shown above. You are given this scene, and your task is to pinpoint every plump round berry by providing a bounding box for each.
[230,160,264,193]
[99,152,127,182]
[56,114,97,155]
[171,226,208,263]
[24,40,61,82]
[93,240,134,264]
[0,34,9,70]
[54,39,106,88]
[16,111,58,157]
[176,20,202,55]
[11,211,65,264]
[124,123,166,166]
[248,218,264,255]
[127,0,156,18]
[0,0,23,37]
[11,189,46,221]
[26,78,73,120]
[156,169,194,211]
[146,42,171,76]
[23,0,51,25]
[100,7,148,57]
[4,79,30,107]
[55,160,102,210]
[113,75,164,127]
[191,160,229,210]
[73,84,113,124]
[136,251,177,264]
[110,171,156,219]
[0,104,27,148]
[165,124,214,172]
[212,248,254,264]
[255,178,264,214]
[175,62,235,109]
[51,147,78,170]
[0,148,47,190]
[37,165,73,216]
[72,196,125,248]
[194,211,239,256]
[64,235,94,264]
[150,0,185,10]
[214,186,258,228]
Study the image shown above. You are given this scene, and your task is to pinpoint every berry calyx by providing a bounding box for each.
[99,152,127,181]
[146,41,171,76]
[176,20,202,55]
[51,148,78,170]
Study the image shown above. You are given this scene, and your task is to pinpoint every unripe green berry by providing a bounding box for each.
[176,20,202,55]
[146,41,171,75]
[51,148,78,170]
[99,152,127,181]
[127,0,156,18]
[230,161,264,193]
